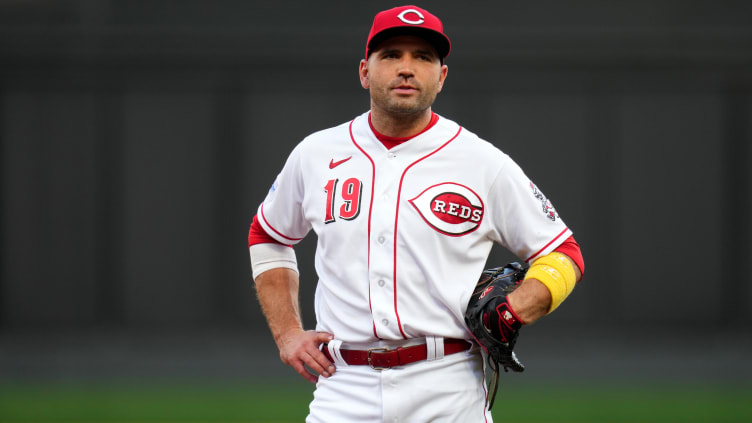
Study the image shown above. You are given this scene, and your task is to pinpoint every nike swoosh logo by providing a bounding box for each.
[329,156,352,169]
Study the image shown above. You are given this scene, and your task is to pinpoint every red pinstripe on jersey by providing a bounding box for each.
[392,126,463,339]
[259,203,304,242]
[480,357,490,423]
[348,119,379,338]
[525,227,570,263]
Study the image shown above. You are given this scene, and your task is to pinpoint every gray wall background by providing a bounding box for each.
[1,0,750,383]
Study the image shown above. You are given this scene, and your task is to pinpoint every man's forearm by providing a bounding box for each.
[254,267,336,383]
[508,254,582,324]
[255,267,304,346]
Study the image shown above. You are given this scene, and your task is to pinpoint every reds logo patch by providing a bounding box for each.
[409,182,484,236]
[530,181,559,221]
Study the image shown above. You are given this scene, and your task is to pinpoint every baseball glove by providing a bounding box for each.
[464,262,528,409]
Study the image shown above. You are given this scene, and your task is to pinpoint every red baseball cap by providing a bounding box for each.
[365,5,451,62]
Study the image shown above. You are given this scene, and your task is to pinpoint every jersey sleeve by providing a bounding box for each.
[255,144,311,245]
[487,157,572,263]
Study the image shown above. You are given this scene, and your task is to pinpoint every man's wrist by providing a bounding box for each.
[274,326,304,346]
[506,279,552,324]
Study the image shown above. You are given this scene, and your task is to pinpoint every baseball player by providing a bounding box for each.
[249,5,584,422]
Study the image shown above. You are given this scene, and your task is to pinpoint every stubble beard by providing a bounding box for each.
[371,84,438,117]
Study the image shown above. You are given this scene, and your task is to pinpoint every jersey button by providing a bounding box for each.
[377,236,385,244]
[381,319,389,326]
[378,279,385,287]
[388,152,396,159]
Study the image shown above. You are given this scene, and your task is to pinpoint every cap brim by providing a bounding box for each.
[367,27,450,61]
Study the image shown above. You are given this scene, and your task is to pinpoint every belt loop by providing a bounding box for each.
[425,336,445,361]
[326,339,348,367]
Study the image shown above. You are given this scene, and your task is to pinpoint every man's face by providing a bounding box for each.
[359,35,448,117]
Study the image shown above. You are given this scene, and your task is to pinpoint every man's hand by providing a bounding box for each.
[255,267,338,383]
[276,329,336,383]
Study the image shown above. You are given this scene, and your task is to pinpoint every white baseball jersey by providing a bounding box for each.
[256,111,571,343]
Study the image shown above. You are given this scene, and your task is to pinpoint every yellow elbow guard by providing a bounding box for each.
[525,252,577,313]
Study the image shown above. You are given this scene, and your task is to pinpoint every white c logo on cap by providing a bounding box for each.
[397,9,425,25]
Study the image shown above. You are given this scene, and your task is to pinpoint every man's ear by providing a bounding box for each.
[437,64,448,93]
[359,59,370,89]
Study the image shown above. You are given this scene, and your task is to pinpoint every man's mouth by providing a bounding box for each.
[392,84,418,95]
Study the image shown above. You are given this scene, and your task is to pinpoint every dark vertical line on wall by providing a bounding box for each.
[0,84,5,329]
[584,90,622,326]
[211,78,246,324]
[721,85,750,326]
[94,80,126,325]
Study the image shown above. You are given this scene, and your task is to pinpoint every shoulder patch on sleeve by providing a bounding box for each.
[529,181,559,222]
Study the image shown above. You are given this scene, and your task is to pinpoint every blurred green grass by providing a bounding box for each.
[1,382,750,422]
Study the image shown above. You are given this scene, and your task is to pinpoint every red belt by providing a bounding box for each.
[322,338,472,370]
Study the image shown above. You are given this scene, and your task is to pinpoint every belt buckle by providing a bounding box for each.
[367,347,389,370]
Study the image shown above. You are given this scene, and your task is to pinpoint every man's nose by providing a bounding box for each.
[397,58,415,79]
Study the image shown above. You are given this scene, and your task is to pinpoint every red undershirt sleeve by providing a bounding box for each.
[248,214,292,248]
[552,235,585,276]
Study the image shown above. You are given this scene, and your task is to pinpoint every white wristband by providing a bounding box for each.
[249,243,299,280]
